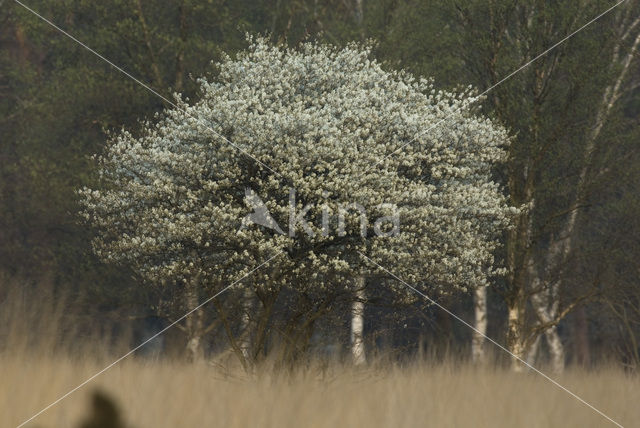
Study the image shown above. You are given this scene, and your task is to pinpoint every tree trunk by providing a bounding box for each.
[252,291,277,363]
[526,334,540,366]
[472,286,488,364]
[354,0,364,26]
[133,0,164,89]
[526,11,640,372]
[351,276,366,366]
[239,286,254,364]
[184,277,204,361]
[573,306,591,367]
[545,325,565,374]
[530,271,566,373]
[507,298,526,372]
[174,0,186,92]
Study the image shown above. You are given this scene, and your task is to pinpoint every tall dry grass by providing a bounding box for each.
[1,280,638,428]
[4,356,639,428]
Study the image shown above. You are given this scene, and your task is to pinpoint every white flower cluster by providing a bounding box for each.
[79,37,515,298]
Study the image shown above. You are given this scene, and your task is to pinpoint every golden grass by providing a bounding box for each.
[3,353,638,428]
[1,282,637,428]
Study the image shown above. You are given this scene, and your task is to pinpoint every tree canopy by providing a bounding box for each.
[78,38,513,361]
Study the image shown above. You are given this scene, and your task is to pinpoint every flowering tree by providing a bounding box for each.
[79,38,514,364]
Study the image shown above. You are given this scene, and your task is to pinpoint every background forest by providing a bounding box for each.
[2,0,640,377]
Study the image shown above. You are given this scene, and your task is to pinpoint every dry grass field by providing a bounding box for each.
[1,285,639,428]
[3,353,639,428]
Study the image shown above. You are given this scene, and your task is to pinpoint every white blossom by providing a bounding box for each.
[79,38,514,298]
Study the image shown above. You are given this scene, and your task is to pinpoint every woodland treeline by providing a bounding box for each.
[1,0,640,371]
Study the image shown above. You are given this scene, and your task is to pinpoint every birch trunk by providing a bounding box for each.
[529,261,566,373]
[530,276,565,373]
[545,325,565,374]
[527,17,640,373]
[505,195,534,372]
[472,286,488,364]
[351,276,366,366]
[526,335,540,366]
